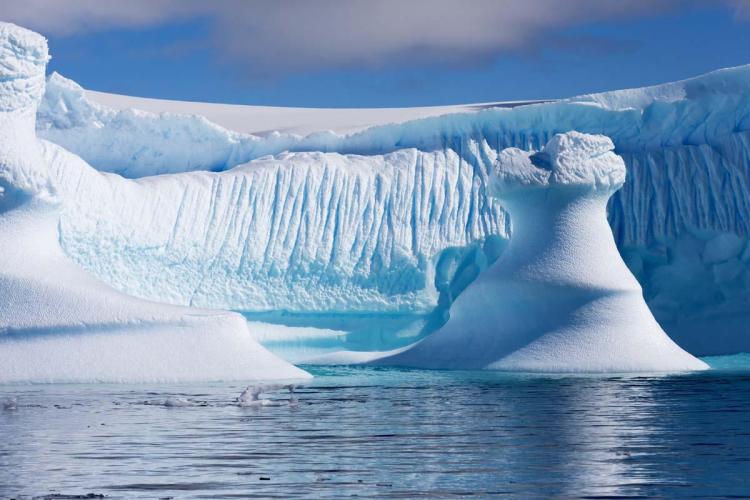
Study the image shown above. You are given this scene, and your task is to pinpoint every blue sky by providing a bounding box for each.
[4,1,750,107]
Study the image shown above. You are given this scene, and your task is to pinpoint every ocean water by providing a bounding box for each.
[2,359,750,498]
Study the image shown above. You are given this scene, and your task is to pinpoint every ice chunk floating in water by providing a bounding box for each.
[0,23,309,384]
[379,132,707,372]
[35,62,750,355]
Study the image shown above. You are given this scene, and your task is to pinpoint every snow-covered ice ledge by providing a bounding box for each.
[0,23,309,383]
[377,132,707,372]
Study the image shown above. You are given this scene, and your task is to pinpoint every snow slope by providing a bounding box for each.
[0,22,309,384]
[85,85,540,136]
[34,52,750,355]
[378,133,706,372]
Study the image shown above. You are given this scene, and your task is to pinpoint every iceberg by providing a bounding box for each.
[377,132,707,372]
[0,19,741,360]
[0,23,309,383]
[36,63,750,356]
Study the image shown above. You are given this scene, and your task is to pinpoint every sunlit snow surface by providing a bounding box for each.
[36,64,750,356]
[376,132,706,371]
[1,359,749,498]
[0,22,307,383]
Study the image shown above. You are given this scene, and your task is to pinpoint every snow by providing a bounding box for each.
[376,133,707,372]
[0,23,48,113]
[4,20,750,363]
[85,83,541,136]
[0,22,309,384]
[36,62,750,356]
[37,73,541,177]
[36,65,750,182]
[490,132,626,191]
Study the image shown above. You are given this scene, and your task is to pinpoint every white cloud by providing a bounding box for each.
[726,0,750,18]
[0,0,743,75]
[0,0,203,35]
[204,0,676,74]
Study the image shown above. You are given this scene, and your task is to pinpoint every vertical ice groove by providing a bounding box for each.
[167,183,188,249]
[287,169,312,269]
[236,176,255,273]
[410,153,422,256]
[262,166,285,268]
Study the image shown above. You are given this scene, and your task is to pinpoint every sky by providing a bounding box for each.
[2,0,750,108]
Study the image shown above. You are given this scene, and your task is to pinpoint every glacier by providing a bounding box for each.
[0,22,309,383]
[33,62,750,358]
[377,132,706,372]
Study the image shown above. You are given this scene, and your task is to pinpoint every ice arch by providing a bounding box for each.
[0,23,308,383]
[378,132,707,372]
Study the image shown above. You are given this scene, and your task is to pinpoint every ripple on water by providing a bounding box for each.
[0,362,749,498]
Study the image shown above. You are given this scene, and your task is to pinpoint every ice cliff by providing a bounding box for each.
[378,132,707,372]
[0,23,309,383]
[24,29,750,357]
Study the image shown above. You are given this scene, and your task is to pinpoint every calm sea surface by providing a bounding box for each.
[2,357,750,498]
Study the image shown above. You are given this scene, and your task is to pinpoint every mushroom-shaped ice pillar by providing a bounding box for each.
[380,131,707,372]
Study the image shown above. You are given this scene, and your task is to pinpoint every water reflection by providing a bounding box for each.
[1,368,749,498]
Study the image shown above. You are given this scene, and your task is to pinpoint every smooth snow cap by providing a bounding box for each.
[490,132,625,195]
[376,132,708,373]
